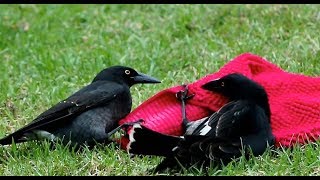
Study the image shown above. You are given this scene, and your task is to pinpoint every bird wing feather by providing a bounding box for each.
[3,81,125,137]
[215,100,251,138]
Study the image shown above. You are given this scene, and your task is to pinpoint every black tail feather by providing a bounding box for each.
[127,124,183,157]
[0,134,25,146]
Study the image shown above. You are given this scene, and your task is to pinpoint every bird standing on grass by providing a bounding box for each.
[0,66,161,149]
[125,73,274,172]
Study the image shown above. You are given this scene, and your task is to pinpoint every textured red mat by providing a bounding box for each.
[119,53,320,148]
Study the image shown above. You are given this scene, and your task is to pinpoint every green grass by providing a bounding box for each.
[1,4,320,176]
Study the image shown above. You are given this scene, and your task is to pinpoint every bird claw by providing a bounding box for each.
[175,84,195,101]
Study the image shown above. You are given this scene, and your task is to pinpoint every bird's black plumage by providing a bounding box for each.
[0,66,160,148]
[155,73,275,172]
[125,73,274,173]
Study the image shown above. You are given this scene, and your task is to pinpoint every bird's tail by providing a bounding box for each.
[0,134,24,145]
[125,123,183,157]
[0,136,12,145]
[0,130,55,146]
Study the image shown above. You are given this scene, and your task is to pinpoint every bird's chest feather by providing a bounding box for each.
[110,91,132,119]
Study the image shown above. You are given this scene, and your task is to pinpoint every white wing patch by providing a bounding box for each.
[199,120,212,135]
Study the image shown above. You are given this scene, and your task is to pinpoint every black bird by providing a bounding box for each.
[0,66,161,149]
[126,73,274,173]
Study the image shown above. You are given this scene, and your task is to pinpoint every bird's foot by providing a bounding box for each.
[176,85,195,130]
[175,84,195,102]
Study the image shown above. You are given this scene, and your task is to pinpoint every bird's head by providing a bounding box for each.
[201,73,268,103]
[92,66,161,86]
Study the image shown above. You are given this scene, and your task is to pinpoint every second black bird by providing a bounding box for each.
[126,73,275,172]
[0,66,161,149]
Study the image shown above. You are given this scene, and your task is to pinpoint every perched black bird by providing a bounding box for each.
[0,66,160,149]
[126,73,274,173]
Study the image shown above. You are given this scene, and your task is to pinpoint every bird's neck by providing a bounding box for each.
[255,98,271,119]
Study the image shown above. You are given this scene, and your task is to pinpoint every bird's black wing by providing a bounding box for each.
[201,101,272,157]
[207,100,251,154]
[215,100,251,138]
[167,101,240,166]
[185,101,238,137]
[180,101,251,160]
[1,81,126,140]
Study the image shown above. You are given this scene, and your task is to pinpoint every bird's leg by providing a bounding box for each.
[106,119,144,138]
[176,84,195,131]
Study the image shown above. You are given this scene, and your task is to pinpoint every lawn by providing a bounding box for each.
[1,4,320,176]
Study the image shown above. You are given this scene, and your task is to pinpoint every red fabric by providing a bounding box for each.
[119,53,320,148]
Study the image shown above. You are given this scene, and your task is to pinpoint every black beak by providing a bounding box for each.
[201,78,221,91]
[133,72,161,84]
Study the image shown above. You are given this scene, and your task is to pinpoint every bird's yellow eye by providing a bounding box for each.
[221,81,225,87]
[125,70,131,75]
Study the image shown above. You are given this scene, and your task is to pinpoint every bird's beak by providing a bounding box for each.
[201,78,221,90]
[133,72,161,84]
